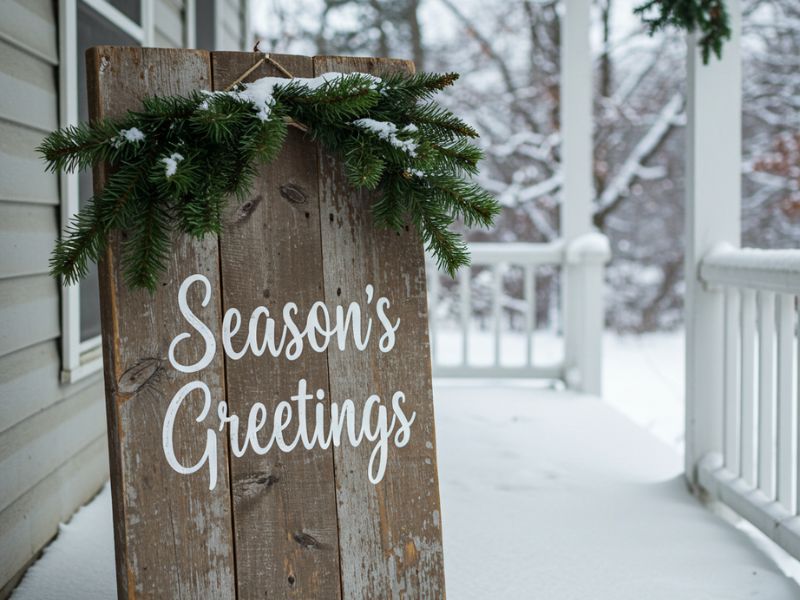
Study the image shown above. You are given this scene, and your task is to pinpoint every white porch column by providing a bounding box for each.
[560,0,592,241]
[560,0,604,395]
[685,0,741,485]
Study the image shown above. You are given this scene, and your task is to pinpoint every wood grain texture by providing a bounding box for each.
[313,55,446,599]
[89,47,236,599]
[90,48,446,599]
[211,51,342,600]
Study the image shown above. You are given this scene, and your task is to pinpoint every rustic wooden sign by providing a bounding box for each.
[89,47,445,599]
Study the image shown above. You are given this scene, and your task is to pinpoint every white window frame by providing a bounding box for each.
[58,0,198,382]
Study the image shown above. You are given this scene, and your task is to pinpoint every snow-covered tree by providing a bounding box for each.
[251,0,800,333]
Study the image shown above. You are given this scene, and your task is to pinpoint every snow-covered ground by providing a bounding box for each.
[433,327,685,449]
[602,331,685,451]
[12,484,115,600]
[12,332,800,598]
[437,385,798,599]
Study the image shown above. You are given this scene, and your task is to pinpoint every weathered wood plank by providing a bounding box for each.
[211,51,342,600]
[313,54,446,599]
[85,47,447,599]
[88,46,236,599]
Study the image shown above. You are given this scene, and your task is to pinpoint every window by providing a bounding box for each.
[58,0,199,382]
[77,4,138,345]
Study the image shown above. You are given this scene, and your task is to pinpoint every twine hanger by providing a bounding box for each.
[224,49,295,90]
[223,46,308,132]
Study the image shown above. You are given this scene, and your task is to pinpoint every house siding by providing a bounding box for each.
[0,0,248,593]
[155,0,184,47]
[0,1,108,592]
[219,0,248,51]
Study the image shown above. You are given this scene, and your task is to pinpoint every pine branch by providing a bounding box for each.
[634,0,731,64]
[372,177,407,231]
[408,102,479,140]
[49,197,107,286]
[426,176,501,227]
[40,68,499,290]
[407,190,470,277]
[377,72,460,103]
[121,196,173,291]
[50,157,154,284]
[344,137,386,189]
[426,140,484,175]
[37,119,142,173]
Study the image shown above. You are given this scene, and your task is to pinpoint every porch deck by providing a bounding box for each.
[12,384,799,599]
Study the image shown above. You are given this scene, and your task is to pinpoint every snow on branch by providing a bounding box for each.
[596,92,684,216]
[518,173,562,204]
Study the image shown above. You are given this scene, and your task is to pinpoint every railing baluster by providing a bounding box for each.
[741,289,757,487]
[796,299,800,515]
[758,290,777,499]
[777,293,796,511]
[460,267,470,366]
[697,243,800,561]
[428,268,439,368]
[425,239,598,380]
[723,288,741,475]
[524,265,535,367]
[493,264,503,367]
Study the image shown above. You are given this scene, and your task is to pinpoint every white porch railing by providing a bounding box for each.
[424,0,607,395]
[696,244,800,559]
[427,233,610,394]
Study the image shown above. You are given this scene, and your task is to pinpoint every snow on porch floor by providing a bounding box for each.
[12,384,800,599]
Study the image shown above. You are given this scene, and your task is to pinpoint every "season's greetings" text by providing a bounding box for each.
[162,274,416,490]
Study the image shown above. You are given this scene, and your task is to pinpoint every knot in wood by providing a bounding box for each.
[118,357,163,394]
[235,195,263,223]
[292,531,324,550]
[279,183,307,206]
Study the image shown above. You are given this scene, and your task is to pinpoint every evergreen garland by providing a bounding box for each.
[634,0,731,64]
[39,68,499,291]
